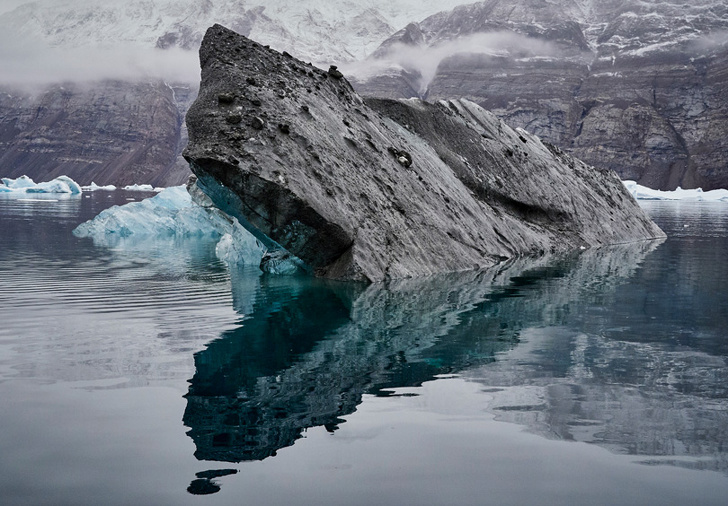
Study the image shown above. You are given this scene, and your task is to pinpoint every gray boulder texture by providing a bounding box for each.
[184,24,664,283]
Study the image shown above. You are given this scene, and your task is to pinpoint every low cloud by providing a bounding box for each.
[691,30,728,52]
[0,31,200,87]
[344,31,560,95]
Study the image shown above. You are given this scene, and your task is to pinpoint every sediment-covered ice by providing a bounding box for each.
[1,175,82,194]
[623,180,728,202]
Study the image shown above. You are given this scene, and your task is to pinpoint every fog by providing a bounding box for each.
[692,30,728,52]
[0,31,200,86]
[343,31,560,95]
[0,0,26,16]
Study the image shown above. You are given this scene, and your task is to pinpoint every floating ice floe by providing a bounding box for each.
[122,183,163,192]
[623,180,728,202]
[81,182,117,191]
[73,185,269,268]
[0,175,82,194]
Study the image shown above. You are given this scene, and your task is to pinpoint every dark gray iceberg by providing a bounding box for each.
[184,24,665,282]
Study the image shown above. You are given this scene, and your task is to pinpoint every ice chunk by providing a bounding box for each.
[623,180,728,202]
[82,182,117,191]
[74,185,267,266]
[122,183,160,192]
[73,183,312,274]
[75,186,226,238]
[1,175,36,190]
[0,175,82,194]
[215,229,265,266]
[259,249,308,275]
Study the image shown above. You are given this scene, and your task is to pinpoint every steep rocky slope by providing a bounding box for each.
[351,0,728,190]
[184,24,663,282]
[0,81,194,186]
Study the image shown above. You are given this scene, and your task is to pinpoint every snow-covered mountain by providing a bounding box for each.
[0,0,472,185]
[352,0,728,190]
[0,0,468,67]
[1,0,727,189]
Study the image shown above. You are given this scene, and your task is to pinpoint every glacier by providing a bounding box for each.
[73,184,305,273]
[1,175,82,194]
[623,180,728,202]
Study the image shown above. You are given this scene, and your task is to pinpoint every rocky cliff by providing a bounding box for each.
[0,0,472,186]
[4,1,726,190]
[350,0,728,190]
[0,81,194,187]
[184,24,663,282]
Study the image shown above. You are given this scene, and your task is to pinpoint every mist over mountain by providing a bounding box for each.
[0,0,466,185]
[1,0,726,189]
[350,0,728,190]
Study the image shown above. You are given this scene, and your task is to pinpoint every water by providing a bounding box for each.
[1,193,727,505]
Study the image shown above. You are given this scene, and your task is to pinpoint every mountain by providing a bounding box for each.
[350,0,728,190]
[0,0,468,64]
[0,0,468,185]
[2,0,726,189]
[0,81,196,187]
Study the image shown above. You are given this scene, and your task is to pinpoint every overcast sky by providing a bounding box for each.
[0,0,28,16]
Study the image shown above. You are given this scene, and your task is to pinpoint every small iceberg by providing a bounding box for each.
[623,180,728,202]
[73,185,267,267]
[74,186,235,238]
[81,182,117,191]
[0,175,82,194]
[122,183,162,192]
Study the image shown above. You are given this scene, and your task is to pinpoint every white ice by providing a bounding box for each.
[623,180,728,202]
[122,183,163,192]
[81,182,116,191]
[0,174,82,194]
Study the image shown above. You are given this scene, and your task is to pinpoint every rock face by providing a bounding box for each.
[351,0,728,190]
[184,24,664,283]
[0,81,194,186]
[0,0,485,187]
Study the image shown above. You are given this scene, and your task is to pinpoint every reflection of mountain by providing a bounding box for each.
[470,326,728,473]
[183,241,660,462]
[465,206,728,473]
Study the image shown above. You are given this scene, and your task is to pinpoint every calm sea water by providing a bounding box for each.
[1,193,727,505]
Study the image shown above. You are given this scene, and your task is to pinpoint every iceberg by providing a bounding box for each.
[74,185,234,238]
[122,183,162,192]
[81,182,117,191]
[623,180,728,202]
[0,175,82,194]
[73,185,270,268]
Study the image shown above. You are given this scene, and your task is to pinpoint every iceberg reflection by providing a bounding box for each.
[184,240,667,463]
